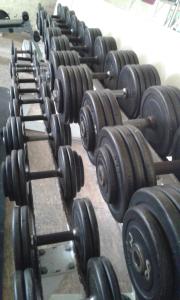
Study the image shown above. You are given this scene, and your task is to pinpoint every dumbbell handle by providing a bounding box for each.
[36,230,74,246]
[125,116,156,130]
[15,68,35,73]
[18,87,39,93]
[21,114,46,121]
[14,63,34,68]
[15,56,32,62]
[16,50,32,54]
[24,133,52,142]
[154,160,180,176]
[19,98,43,104]
[27,168,62,180]
[15,78,37,84]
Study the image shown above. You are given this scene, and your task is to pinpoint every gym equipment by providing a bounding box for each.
[45,27,102,60]
[2,146,84,204]
[54,62,160,123]
[79,85,180,163]
[12,198,100,274]
[3,109,71,159]
[123,185,180,300]
[49,35,124,90]
[95,124,180,222]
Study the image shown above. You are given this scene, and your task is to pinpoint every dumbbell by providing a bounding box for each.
[95,124,180,222]
[54,61,160,124]
[11,41,34,62]
[10,53,40,79]
[123,185,180,300]
[12,199,99,275]
[3,108,71,158]
[13,256,126,300]
[80,85,180,163]
[45,26,102,60]
[48,34,120,90]
[2,146,84,205]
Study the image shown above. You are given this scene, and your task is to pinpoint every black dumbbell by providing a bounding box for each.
[95,124,180,222]
[123,185,180,300]
[2,146,84,204]
[45,26,102,60]
[11,41,34,62]
[79,85,180,163]
[10,53,40,79]
[12,197,100,276]
[13,255,125,300]
[54,60,160,123]
[48,33,120,90]
[3,107,71,158]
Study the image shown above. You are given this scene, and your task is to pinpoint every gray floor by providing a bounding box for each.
[0,34,132,299]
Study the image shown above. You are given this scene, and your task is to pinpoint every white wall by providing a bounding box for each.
[57,0,180,87]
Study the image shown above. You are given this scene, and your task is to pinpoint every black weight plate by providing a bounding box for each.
[79,105,95,152]
[64,123,72,146]
[97,90,116,126]
[53,78,63,113]
[17,149,28,205]
[2,162,8,197]
[57,114,66,146]
[77,21,86,42]
[130,188,180,300]
[12,207,23,269]
[155,185,180,212]
[123,204,173,300]
[84,198,100,257]
[66,146,77,198]
[6,117,13,151]
[11,117,19,150]
[13,271,25,300]
[71,14,78,36]
[11,150,22,205]
[72,151,84,191]
[140,86,177,157]
[72,198,94,273]
[10,85,15,102]
[104,51,123,90]
[117,126,145,191]
[67,66,77,123]
[133,65,146,106]
[16,117,24,150]
[44,97,54,132]
[71,65,83,122]
[84,28,102,57]
[169,87,180,127]
[24,268,37,300]
[13,98,21,117]
[87,257,119,300]
[117,65,140,118]
[57,66,71,123]
[96,126,134,222]
[127,125,156,187]
[58,146,72,200]
[9,97,14,116]
[11,40,15,56]
[20,206,32,268]
[50,114,61,157]
[5,155,14,200]
[2,126,9,154]
[105,89,123,125]
[77,66,91,113]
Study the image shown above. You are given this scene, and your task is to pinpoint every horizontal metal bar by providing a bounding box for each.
[36,231,74,246]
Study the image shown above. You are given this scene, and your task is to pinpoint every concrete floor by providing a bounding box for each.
[0,34,132,299]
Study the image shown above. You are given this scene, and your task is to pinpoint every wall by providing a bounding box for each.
[56,0,180,87]
[0,0,56,27]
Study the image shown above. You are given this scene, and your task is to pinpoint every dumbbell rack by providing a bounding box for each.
[3,3,180,300]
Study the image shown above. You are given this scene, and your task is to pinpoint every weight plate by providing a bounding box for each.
[5,155,14,200]
[72,198,98,273]
[140,86,177,157]
[117,65,141,118]
[123,204,173,300]
[96,126,134,221]
[6,117,13,151]
[44,97,55,132]
[130,187,180,300]
[13,271,25,300]
[71,15,78,36]
[66,146,77,199]
[50,114,60,157]
[11,117,19,150]
[105,89,123,125]
[12,98,21,116]
[58,146,72,200]
[20,206,32,268]
[2,126,9,154]
[72,151,84,192]
[84,28,102,57]
[79,105,95,152]
[87,257,121,300]
[24,268,37,299]
[57,66,71,123]
[156,184,180,212]
[17,149,28,205]
[12,207,23,269]
[67,66,77,123]
[11,150,22,205]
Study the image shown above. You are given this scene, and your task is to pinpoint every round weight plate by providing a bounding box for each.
[12,207,23,269]
[44,97,55,132]
[11,117,19,150]
[58,146,72,200]
[16,117,24,150]
[72,151,84,192]
[130,187,180,300]
[156,185,180,212]
[117,65,141,118]
[71,15,78,36]
[12,98,21,117]
[57,66,71,123]
[6,117,13,151]
[20,206,32,268]
[17,149,28,205]
[84,28,102,57]
[5,155,14,200]
[2,126,9,154]
[24,268,37,300]
[66,146,77,199]
[140,86,177,157]
[72,198,98,273]
[87,257,121,300]
[13,271,25,300]
[11,150,22,205]
[96,126,135,222]
[123,204,173,300]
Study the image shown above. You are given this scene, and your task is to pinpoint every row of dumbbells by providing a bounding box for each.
[2,31,131,300]
[37,3,180,300]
